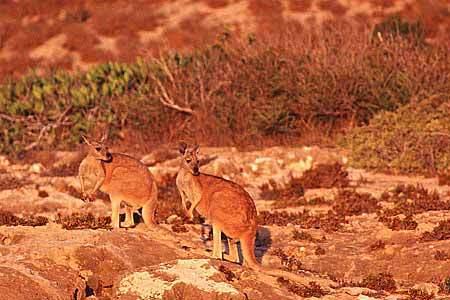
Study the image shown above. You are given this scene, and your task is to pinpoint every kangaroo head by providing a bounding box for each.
[179,142,200,176]
[82,133,112,162]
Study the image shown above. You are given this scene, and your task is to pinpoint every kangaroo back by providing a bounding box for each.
[101,153,155,202]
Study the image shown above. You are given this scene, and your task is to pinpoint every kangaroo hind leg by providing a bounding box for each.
[121,206,135,228]
[212,225,223,260]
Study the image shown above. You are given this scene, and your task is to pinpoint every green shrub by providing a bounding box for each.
[341,95,450,174]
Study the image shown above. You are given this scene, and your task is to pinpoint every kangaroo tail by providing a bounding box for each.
[240,230,333,287]
[142,181,158,226]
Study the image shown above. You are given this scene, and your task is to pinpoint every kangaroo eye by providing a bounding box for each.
[186,159,192,163]
[95,147,102,151]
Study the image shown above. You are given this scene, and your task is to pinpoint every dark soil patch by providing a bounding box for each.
[380,184,450,216]
[218,265,236,281]
[315,246,326,255]
[292,230,315,242]
[0,175,31,191]
[421,220,450,242]
[434,250,450,261]
[438,171,450,186]
[56,213,111,230]
[332,189,380,216]
[439,277,450,294]
[299,163,349,189]
[378,214,418,231]
[258,210,345,232]
[0,211,48,227]
[38,190,49,198]
[171,224,188,233]
[369,240,386,251]
[277,278,328,298]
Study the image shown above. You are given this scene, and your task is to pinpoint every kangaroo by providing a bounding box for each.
[79,134,158,228]
[176,143,318,284]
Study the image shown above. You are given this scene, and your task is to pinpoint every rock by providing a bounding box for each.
[287,156,313,177]
[166,214,182,224]
[340,287,377,296]
[141,149,179,166]
[358,295,377,300]
[29,163,45,174]
[202,157,240,178]
[115,259,246,300]
[0,156,10,168]
[412,282,440,295]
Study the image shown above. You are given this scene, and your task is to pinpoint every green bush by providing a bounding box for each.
[341,95,450,174]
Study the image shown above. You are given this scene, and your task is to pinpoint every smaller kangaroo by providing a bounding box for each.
[79,134,158,228]
[176,143,315,284]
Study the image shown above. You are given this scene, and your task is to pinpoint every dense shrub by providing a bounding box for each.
[341,95,450,174]
[1,21,450,155]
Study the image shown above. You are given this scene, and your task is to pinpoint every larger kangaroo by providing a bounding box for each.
[79,135,158,228]
[176,143,314,284]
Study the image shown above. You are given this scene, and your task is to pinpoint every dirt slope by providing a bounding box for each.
[0,0,449,80]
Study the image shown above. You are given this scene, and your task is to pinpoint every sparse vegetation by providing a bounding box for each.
[277,278,328,297]
[260,178,304,202]
[369,240,386,251]
[0,175,31,191]
[360,272,397,292]
[258,210,345,232]
[271,248,302,272]
[56,213,111,230]
[0,210,48,227]
[421,220,450,242]
[378,214,418,231]
[434,250,449,261]
[299,163,349,189]
[380,184,450,216]
[218,265,236,281]
[332,189,380,216]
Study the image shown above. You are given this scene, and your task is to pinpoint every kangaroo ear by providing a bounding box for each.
[81,135,91,146]
[179,142,187,154]
[193,144,200,154]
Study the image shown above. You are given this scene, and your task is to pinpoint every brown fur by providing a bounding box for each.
[79,135,158,228]
[176,144,321,285]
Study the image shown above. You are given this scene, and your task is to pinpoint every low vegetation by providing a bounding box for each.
[421,220,450,242]
[342,96,450,174]
[277,278,328,298]
[0,210,48,227]
[1,17,450,157]
[56,213,111,230]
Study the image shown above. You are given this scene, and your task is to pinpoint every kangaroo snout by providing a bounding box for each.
[193,166,200,175]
